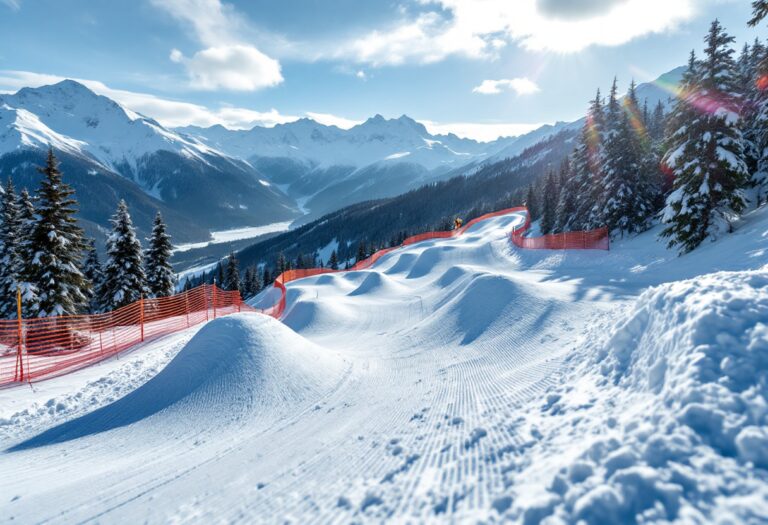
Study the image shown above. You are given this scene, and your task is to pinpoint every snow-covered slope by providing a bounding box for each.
[2,204,766,523]
[0,81,299,238]
[180,114,510,171]
[0,80,221,176]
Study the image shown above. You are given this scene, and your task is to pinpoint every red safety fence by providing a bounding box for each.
[510,212,610,250]
[2,206,608,388]
[273,206,529,290]
[269,206,608,313]
[0,284,257,387]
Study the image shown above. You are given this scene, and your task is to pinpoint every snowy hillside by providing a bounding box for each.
[1,204,766,523]
[181,114,510,170]
[0,81,299,238]
[179,114,519,220]
[0,80,220,173]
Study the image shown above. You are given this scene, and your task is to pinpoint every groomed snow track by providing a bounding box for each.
[1,210,604,523]
[3,207,764,524]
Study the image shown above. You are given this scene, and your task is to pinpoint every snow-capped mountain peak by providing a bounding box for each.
[0,80,220,176]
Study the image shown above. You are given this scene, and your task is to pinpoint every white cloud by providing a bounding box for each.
[337,0,694,65]
[0,70,294,129]
[172,45,283,91]
[305,112,362,129]
[420,119,545,142]
[0,70,544,141]
[150,0,283,91]
[472,77,540,95]
[1,0,21,10]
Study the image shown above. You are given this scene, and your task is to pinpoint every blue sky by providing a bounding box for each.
[0,0,763,140]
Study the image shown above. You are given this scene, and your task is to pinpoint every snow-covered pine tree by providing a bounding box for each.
[0,179,35,318]
[223,252,240,292]
[17,188,36,263]
[554,159,576,233]
[749,0,768,27]
[540,171,558,234]
[600,80,660,234]
[525,183,539,220]
[100,200,146,311]
[82,238,104,313]
[743,38,768,204]
[660,22,749,253]
[328,250,339,270]
[594,77,628,231]
[737,41,761,176]
[182,276,192,292]
[145,212,175,298]
[650,101,666,143]
[565,89,605,230]
[26,149,89,317]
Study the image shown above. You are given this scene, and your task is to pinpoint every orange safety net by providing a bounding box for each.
[2,206,608,387]
[510,211,610,250]
[269,206,608,315]
[0,284,255,386]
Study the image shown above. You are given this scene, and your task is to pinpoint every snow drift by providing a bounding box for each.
[518,267,768,524]
[9,314,346,451]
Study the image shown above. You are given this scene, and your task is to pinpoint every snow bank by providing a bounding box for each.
[517,267,768,524]
[9,314,346,451]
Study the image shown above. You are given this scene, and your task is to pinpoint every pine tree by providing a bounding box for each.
[223,252,240,292]
[182,276,192,292]
[328,249,339,270]
[749,1,768,27]
[0,179,35,318]
[746,39,768,203]
[100,200,146,310]
[276,252,288,276]
[562,89,605,231]
[145,212,175,298]
[216,262,225,286]
[554,159,576,233]
[356,241,367,263]
[242,265,261,297]
[82,239,103,313]
[650,101,666,143]
[660,22,749,253]
[17,188,36,265]
[27,150,89,316]
[540,172,558,234]
[525,184,539,220]
[599,79,659,234]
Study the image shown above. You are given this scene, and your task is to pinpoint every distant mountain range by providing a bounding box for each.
[0,67,683,245]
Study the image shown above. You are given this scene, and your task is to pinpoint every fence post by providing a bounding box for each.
[184,291,190,328]
[15,287,24,382]
[139,294,145,342]
[204,285,209,321]
[212,280,217,320]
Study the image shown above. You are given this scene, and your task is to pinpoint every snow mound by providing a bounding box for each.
[9,314,346,451]
[522,267,768,524]
[433,273,521,345]
[348,272,407,296]
[602,267,768,461]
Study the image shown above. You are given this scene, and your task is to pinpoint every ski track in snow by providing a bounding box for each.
[1,210,767,523]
